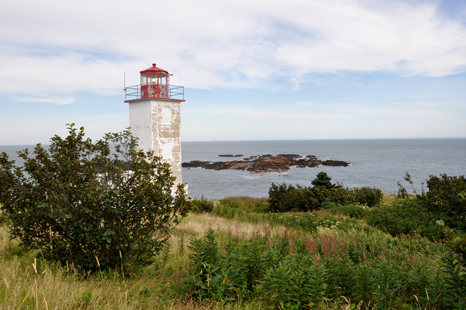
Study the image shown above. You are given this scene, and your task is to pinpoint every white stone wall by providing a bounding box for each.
[129,99,182,188]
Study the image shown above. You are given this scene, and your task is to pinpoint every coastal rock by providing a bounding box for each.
[181,160,210,168]
[277,154,301,159]
[247,156,291,173]
[182,154,350,173]
[322,160,349,167]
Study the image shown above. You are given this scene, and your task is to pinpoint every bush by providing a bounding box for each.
[366,198,442,240]
[352,187,383,207]
[268,174,383,213]
[191,196,214,213]
[321,202,369,219]
[421,174,466,222]
[311,172,337,189]
[0,124,191,272]
[277,187,317,212]
[268,182,299,212]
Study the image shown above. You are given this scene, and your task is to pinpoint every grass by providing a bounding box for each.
[0,212,290,309]
[0,195,462,309]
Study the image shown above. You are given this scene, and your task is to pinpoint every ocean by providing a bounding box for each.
[2,139,466,200]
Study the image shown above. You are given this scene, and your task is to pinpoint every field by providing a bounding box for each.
[0,194,464,309]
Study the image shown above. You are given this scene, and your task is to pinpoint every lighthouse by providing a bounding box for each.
[125,63,185,187]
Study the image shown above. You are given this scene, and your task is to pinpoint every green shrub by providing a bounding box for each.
[268,182,298,212]
[352,187,383,207]
[421,174,466,222]
[277,187,317,212]
[366,198,442,240]
[312,172,337,189]
[321,202,369,219]
[268,175,383,213]
[0,124,191,272]
[191,196,214,213]
[168,227,453,309]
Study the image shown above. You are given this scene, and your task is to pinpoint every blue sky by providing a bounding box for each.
[1,0,465,145]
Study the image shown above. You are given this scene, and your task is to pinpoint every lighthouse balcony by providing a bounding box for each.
[124,84,185,102]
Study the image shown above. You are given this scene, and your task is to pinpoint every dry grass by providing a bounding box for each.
[0,205,443,309]
[176,212,287,239]
[0,212,290,309]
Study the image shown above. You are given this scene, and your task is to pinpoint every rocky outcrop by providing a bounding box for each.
[182,154,350,174]
[218,154,243,157]
[322,160,349,167]
[247,156,291,173]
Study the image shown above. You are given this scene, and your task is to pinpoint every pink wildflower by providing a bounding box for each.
[316,254,321,266]
[321,235,330,257]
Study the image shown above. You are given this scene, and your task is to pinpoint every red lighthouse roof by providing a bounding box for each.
[140,63,169,75]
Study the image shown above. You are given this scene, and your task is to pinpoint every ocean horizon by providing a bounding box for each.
[2,138,466,200]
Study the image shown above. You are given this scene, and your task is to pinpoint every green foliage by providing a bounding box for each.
[276,186,317,212]
[191,196,214,213]
[440,251,466,307]
[437,220,466,257]
[0,124,191,272]
[267,212,318,233]
[422,174,466,222]
[352,186,384,207]
[366,198,442,240]
[321,202,369,219]
[269,182,299,212]
[218,196,270,214]
[167,225,456,309]
[311,172,337,189]
[269,177,383,213]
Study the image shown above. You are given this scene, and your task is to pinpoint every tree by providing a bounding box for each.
[311,172,336,189]
[0,124,191,272]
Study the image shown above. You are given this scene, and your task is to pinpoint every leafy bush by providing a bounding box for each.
[366,198,442,240]
[276,187,317,212]
[311,171,337,189]
[421,174,466,222]
[0,124,191,272]
[352,187,383,207]
[268,182,298,212]
[191,196,214,213]
[437,220,466,258]
[268,173,383,213]
[321,202,369,219]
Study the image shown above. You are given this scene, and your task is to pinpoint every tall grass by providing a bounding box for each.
[0,195,463,309]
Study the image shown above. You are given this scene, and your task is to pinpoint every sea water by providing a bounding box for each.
[2,139,466,199]
[181,139,466,199]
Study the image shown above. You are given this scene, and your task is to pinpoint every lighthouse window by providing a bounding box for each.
[140,75,147,85]
[159,75,166,85]
[148,74,157,84]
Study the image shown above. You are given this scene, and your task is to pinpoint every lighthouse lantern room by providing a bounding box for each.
[125,63,185,188]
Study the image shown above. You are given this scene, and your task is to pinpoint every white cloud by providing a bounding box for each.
[0,0,465,96]
[20,97,75,105]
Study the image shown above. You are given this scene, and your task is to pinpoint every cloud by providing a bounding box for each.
[20,97,75,105]
[0,0,466,97]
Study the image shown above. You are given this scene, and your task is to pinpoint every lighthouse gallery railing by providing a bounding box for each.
[124,84,184,101]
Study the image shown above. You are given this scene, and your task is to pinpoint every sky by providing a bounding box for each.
[1,0,466,145]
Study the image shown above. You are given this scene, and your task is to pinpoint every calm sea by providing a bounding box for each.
[2,139,466,199]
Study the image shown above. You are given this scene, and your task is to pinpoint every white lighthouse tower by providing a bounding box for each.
[125,63,185,187]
